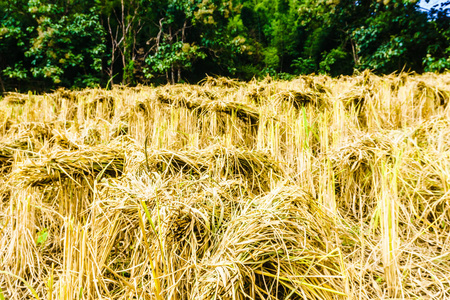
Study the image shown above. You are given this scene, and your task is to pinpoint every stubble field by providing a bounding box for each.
[1,72,450,299]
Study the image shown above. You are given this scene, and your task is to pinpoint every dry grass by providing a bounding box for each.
[1,72,450,299]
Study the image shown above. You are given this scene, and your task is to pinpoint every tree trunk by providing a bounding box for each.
[107,16,118,86]
[0,75,5,93]
[350,38,359,67]
[171,65,175,85]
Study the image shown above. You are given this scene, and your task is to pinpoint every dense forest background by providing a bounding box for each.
[0,0,449,91]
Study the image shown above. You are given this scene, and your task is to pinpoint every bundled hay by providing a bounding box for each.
[411,116,450,149]
[192,187,347,299]
[387,72,408,92]
[277,89,322,109]
[97,174,346,300]
[143,149,209,176]
[47,88,77,120]
[139,146,281,192]
[338,87,373,127]
[354,69,373,87]
[245,85,267,103]
[330,133,392,170]
[109,121,129,139]
[0,138,34,173]
[156,90,202,110]
[398,148,450,237]
[213,100,260,126]
[0,145,13,173]
[313,82,331,94]
[85,94,116,119]
[395,119,450,239]
[7,122,54,142]
[209,145,282,191]
[13,143,125,186]
[52,87,77,102]
[339,87,372,111]
[201,75,242,88]
[414,80,449,108]
[52,89,119,121]
[5,121,83,151]
[328,133,394,219]
[0,124,59,174]
[135,98,149,113]
[86,94,115,107]
[2,92,28,105]
[156,90,260,126]
[300,75,331,94]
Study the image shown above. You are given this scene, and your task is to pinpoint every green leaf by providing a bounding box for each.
[36,228,48,246]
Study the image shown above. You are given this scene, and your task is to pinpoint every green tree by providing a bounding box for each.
[100,0,155,85]
[352,0,429,73]
[1,0,106,89]
[0,0,36,90]
[143,0,205,83]
[1,0,449,91]
[423,1,450,72]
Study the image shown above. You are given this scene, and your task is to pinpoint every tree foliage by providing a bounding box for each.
[0,0,449,91]
[1,0,105,90]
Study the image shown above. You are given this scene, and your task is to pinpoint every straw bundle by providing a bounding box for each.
[144,149,208,175]
[156,90,260,126]
[156,90,202,110]
[313,82,330,94]
[201,75,242,88]
[193,187,346,299]
[354,69,373,86]
[0,145,13,172]
[245,85,267,103]
[97,174,346,299]
[85,94,116,119]
[330,133,393,166]
[5,121,84,151]
[139,145,281,191]
[215,100,260,126]
[412,116,450,149]
[328,133,393,218]
[387,72,408,92]
[340,87,372,111]
[2,92,28,105]
[135,99,148,113]
[7,122,54,142]
[13,144,125,186]
[52,87,77,102]
[209,145,282,191]
[300,76,331,94]
[277,89,321,109]
[415,80,449,108]
[399,150,450,235]
[110,121,129,138]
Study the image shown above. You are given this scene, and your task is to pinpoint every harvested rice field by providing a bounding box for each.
[1,71,450,299]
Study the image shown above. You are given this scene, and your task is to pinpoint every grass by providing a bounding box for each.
[0,71,450,299]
